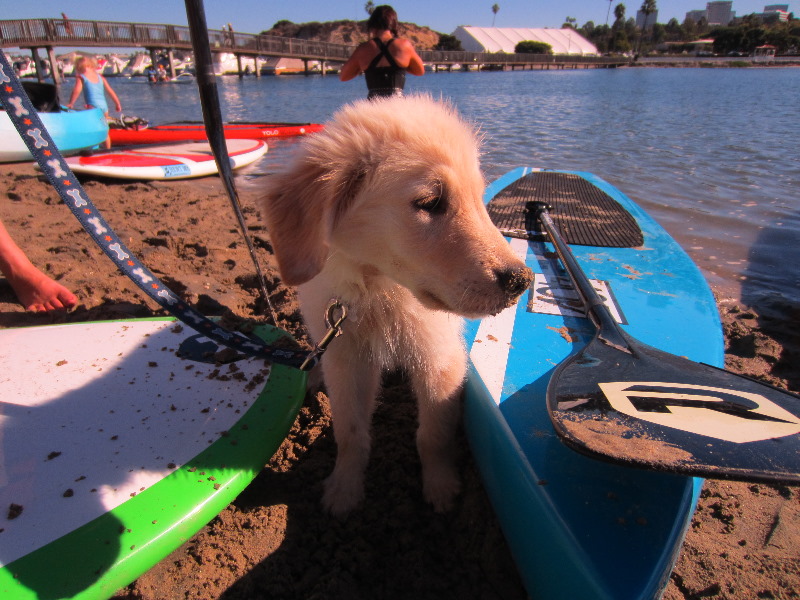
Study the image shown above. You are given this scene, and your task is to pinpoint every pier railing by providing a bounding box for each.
[1,17,629,68]
[0,18,354,62]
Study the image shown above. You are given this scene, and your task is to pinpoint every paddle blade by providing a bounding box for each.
[547,333,800,483]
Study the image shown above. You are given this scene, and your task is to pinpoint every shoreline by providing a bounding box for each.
[1,162,798,599]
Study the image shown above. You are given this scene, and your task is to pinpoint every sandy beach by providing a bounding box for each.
[1,160,798,600]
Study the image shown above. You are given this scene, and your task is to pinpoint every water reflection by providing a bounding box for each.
[98,68,799,303]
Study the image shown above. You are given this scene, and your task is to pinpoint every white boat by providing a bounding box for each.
[165,72,196,84]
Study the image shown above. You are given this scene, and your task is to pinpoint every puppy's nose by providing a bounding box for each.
[495,266,533,300]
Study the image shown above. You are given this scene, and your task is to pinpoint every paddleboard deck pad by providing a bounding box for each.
[0,318,306,600]
[465,168,725,600]
[486,170,644,247]
[64,139,267,180]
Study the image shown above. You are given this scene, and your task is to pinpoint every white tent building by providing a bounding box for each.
[453,27,599,56]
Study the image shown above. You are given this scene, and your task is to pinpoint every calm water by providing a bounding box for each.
[90,68,800,306]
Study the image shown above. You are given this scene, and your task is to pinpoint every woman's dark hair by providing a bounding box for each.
[367,5,398,36]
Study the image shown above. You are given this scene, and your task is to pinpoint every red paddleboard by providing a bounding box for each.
[64,140,267,180]
[109,121,323,145]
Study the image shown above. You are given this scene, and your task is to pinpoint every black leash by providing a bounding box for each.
[183,0,278,325]
[0,51,316,369]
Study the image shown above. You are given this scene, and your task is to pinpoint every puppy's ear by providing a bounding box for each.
[258,160,367,286]
[258,161,331,286]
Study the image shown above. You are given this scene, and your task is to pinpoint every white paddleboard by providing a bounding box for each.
[0,318,305,599]
[64,139,267,180]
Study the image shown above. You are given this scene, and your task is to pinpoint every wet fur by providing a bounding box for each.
[258,95,531,515]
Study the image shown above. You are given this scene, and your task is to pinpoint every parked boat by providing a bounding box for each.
[164,72,196,84]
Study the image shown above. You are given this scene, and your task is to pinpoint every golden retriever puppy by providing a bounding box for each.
[258,95,532,515]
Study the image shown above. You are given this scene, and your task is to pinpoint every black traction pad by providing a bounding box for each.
[487,171,644,248]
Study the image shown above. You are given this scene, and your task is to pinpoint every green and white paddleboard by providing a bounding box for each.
[0,318,305,599]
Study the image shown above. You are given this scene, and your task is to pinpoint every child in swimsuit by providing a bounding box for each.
[67,56,122,148]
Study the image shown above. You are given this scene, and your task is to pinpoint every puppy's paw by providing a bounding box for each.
[322,472,365,516]
[422,467,461,513]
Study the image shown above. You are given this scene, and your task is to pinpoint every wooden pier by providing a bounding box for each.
[1,17,630,84]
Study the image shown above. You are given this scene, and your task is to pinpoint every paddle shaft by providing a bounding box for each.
[532,203,632,353]
[184,0,277,323]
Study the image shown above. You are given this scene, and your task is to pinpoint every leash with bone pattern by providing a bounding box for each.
[0,51,320,369]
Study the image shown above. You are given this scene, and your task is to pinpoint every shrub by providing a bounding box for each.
[515,40,552,54]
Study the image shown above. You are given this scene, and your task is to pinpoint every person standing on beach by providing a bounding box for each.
[0,218,77,313]
[339,5,424,99]
[67,56,122,148]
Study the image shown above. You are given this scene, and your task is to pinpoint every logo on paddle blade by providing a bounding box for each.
[598,381,800,443]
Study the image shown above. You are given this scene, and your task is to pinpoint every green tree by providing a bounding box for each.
[694,17,800,55]
[609,3,628,52]
[563,16,577,29]
[365,1,375,16]
[612,29,632,52]
[664,18,682,41]
[625,17,638,39]
[579,21,610,52]
[515,40,552,54]
[436,34,463,50]
[492,4,500,26]
[651,22,666,46]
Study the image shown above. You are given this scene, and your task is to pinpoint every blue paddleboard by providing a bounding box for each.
[465,169,724,600]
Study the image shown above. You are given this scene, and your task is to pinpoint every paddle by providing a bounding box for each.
[183,0,277,323]
[533,202,800,484]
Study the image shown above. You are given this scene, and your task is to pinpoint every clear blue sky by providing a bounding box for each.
[3,1,793,34]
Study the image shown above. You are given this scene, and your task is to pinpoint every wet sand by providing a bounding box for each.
[1,162,798,599]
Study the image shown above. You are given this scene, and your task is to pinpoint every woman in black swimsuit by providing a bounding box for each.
[339,5,425,99]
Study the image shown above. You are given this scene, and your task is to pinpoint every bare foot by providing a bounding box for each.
[0,220,78,313]
[8,267,78,313]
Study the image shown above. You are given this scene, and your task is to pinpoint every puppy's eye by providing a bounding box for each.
[414,194,446,214]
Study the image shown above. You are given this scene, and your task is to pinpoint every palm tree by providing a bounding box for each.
[606,0,613,25]
[610,4,627,53]
[637,0,657,54]
[492,4,500,27]
[614,3,626,25]
[365,1,375,16]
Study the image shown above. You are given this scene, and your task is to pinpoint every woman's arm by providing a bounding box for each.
[339,43,370,81]
[399,40,425,76]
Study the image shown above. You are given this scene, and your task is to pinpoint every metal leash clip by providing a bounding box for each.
[299,300,347,371]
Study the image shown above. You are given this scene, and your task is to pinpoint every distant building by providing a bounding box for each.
[452,27,598,56]
[636,9,659,29]
[706,1,735,25]
[762,4,790,21]
[753,44,777,62]
[685,9,707,23]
